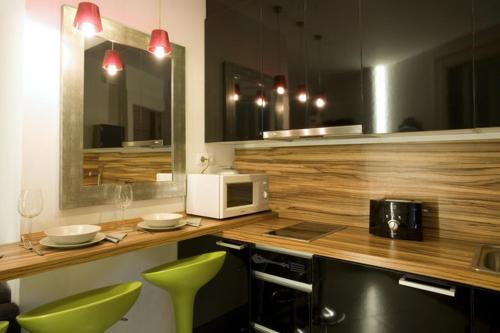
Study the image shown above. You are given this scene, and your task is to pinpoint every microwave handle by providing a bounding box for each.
[216,240,247,251]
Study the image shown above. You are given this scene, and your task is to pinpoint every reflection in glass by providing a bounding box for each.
[83,36,172,149]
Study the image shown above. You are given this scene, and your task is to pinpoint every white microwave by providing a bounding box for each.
[186,174,270,219]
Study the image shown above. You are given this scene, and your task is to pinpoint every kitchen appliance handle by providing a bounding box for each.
[253,270,313,293]
[215,240,247,251]
[398,276,456,297]
[253,322,280,333]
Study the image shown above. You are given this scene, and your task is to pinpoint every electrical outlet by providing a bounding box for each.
[196,152,210,167]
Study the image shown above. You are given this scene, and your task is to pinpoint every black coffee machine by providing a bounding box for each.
[369,199,423,241]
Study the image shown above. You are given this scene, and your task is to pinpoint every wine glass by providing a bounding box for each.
[17,189,44,243]
[113,184,133,222]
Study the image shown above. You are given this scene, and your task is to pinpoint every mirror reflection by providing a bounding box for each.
[82,36,172,186]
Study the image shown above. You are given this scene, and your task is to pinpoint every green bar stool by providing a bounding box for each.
[142,251,226,333]
[16,281,142,333]
[0,321,8,333]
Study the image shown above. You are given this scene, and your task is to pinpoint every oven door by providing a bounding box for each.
[221,175,268,218]
[252,272,312,333]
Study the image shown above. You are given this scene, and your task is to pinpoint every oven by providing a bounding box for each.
[251,244,317,333]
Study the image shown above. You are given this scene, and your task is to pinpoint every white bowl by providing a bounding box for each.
[142,213,183,228]
[44,225,102,245]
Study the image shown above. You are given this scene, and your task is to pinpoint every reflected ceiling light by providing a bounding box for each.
[273,75,287,95]
[314,34,326,109]
[255,90,267,107]
[232,83,241,102]
[314,94,326,109]
[296,84,308,103]
[272,5,287,95]
[73,2,102,37]
[102,44,123,76]
[149,0,172,58]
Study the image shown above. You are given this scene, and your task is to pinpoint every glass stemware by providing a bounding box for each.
[17,189,44,243]
[113,184,133,222]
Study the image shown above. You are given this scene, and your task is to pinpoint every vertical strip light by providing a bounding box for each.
[373,65,389,133]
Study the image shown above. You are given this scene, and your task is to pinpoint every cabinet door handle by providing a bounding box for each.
[215,240,247,250]
[398,276,456,297]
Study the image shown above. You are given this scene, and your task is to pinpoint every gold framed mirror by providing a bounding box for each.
[60,5,185,209]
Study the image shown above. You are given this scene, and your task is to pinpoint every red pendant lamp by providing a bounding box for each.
[255,90,267,107]
[149,0,172,58]
[102,43,123,76]
[232,83,241,101]
[73,2,103,37]
[296,84,308,103]
[272,6,287,95]
[273,75,287,95]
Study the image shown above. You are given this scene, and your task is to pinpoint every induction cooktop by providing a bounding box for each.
[265,222,345,242]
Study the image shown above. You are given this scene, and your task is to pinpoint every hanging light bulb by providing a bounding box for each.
[296,84,308,103]
[255,90,267,107]
[102,43,123,76]
[149,0,172,58]
[273,75,287,95]
[232,83,241,102]
[73,2,103,37]
[314,94,326,109]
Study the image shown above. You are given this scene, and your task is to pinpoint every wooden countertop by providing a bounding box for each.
[0,212,276,281]
[220,217,500,292]
[1,212,499,292]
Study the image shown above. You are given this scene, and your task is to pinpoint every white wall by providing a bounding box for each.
[0,0,25,245]
[10,0,235,332]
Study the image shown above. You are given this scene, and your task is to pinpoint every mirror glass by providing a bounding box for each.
[82,36,172,186]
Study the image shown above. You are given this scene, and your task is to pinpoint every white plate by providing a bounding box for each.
[44,224,102,245]
[39,233,106,249]
[141,213,183,228]
[137,221,187,231]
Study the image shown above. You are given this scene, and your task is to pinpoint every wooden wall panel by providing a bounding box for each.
[83,152,171,185]
[234,141,500,242]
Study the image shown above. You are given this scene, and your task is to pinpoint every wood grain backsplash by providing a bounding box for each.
[83,152,171,185]
[234,141,500,242]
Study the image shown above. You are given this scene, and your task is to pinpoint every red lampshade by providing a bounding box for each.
[102,49,123,75]
[73,2,103,37]
[148,29,172,58]
[273,75,287,95]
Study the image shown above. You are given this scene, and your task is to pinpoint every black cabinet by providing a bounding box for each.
[316,257,471,333]
[205,0,263,142]
[473,288,500,332]
[205,0,500,141]
[261,0,363,132]
[473,0,500,128]
[361,0,474,134]
[178,235,251,332]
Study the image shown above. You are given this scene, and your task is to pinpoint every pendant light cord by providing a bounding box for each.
[158,0,162,28]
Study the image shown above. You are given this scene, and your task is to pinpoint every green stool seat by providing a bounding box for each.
[0,321,8,333]
[17,281,142,333]
[142,251,226,333]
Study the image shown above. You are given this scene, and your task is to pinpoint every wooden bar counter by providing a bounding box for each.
[0,212,275,281]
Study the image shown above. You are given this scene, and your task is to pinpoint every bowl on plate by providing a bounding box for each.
[44,225,102,245]
[142,213,183,228]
